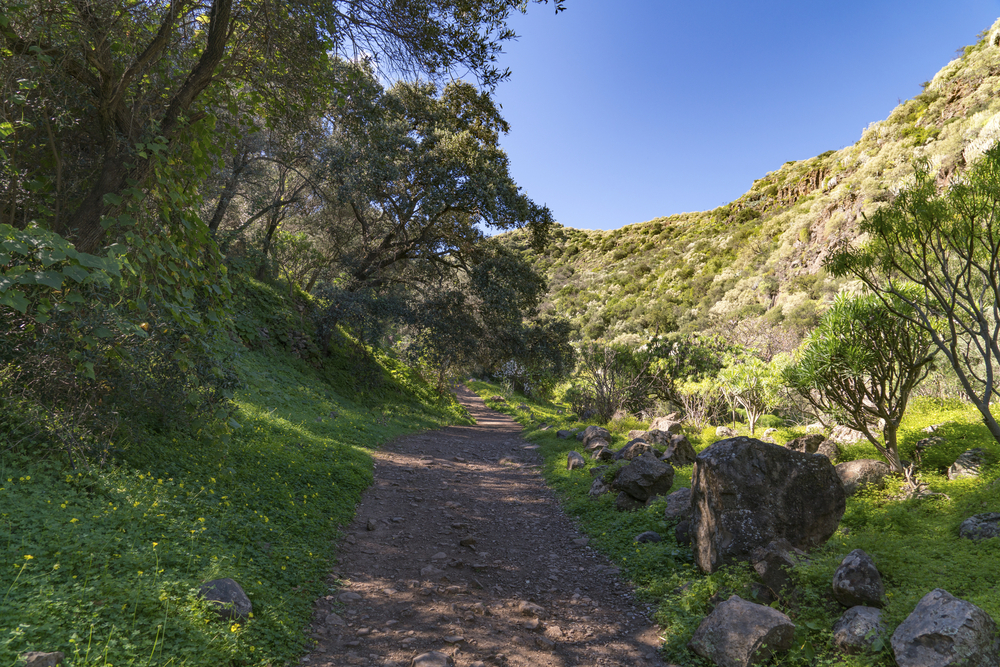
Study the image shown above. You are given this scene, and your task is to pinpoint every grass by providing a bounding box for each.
[468,382,1000,666]
[0,338,468,666]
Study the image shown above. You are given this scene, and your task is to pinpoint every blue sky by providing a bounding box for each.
[492,0,1000,231]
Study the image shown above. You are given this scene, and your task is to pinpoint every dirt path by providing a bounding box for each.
[302,387,667,667]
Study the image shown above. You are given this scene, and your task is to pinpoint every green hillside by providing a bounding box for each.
[505,18,1000,350]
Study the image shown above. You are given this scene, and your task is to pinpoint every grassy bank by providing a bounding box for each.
[467,380,1000,666]
[0,283,468,667]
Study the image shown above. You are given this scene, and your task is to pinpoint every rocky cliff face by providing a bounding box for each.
[504,18,1000,349]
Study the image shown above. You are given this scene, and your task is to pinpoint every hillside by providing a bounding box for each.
[505,17,1000,350]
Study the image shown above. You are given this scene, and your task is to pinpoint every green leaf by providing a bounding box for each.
[24,270,65,289]
[103,193,123,206]
[0,289,29,313]
[80,361,96,380]
[62,265,90,283]
[94,327,114,338]
[227,418,242,430]
[65,292,86,304]
[0,252,9,265]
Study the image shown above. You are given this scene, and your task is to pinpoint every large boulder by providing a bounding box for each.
[660,433,698,466]
[687,595,796,667]
[649,416,683,434]
[567,451,586,471]
[832,606,887,655]
[199,578,252,621]
[581,426,611,447]
[785,434,826,454]
[750,540,802,597]
[835,459,892,496]
[716,425,738,439]
[891,589,1000,667]
[959,513,1000,541]
[691,437,845,573]
[611,452,675,502]
[829,425,867,445]
[949,448,987,480]
[815,441,840,462]
[664,487,692,521]
[586,437,610,451]
[615,491,645,512]
[614,439,653,461]
[832,549,884,608]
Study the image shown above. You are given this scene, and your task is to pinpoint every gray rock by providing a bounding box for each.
[691,437,845,574]
[627,429,648,440]
[832,606,887,655]
[556,429,576,439]
[675,520,692,546]
[750,539,803,596]
[815,441,840,461]
[615,439,654,461]
[761,428,778,443]
[411,651,452,667]
[832,549,884,608]
[785,434,826,454]
[664,487,692,521]
[20,653,65,667]
[567,451,586,470]
[592,447,615,462]
[581,425,612,447]
[835,459,892,496]
[660,433,698,466]
[829,425,867,445]
[611,452,675,502]
[588,477,610,499]
[716,425,738,438]
[949,448,987,480]
[199,578,252,621]
[635,531,662,543]
[891,589,1000,667]
[367,518,377,531]
[959,513,1000,540]
[615,491,645,512]
[586,437,610,451]
[589,465,609,477]
[688,595,796,667]
[915,435,946,465]
[649,417,683,434]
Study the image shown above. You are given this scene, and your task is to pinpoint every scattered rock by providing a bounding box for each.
[691,437,845,573]
[687,595,796,667]
[715,425,738,439]
[615,491,645,512]
[325,612,346,626]
[750,539,803,597]
[815,441,840,461]
[663,487,692,521]
[611,452,675,502]
[573,537,589,546]
[339,591,362,602]
[589,465,608,477]
[891,589,1000,667]
[517,601,546,617]
[949,448,987,480]
[19,653,64,667]
[828,425,867,445]
[586,438,611,451]
[806,422,824,433]
[411,651,452,667]
[460,537,477,547]
[832,549,884,608]
[785,434,826,454]
[556,429,575,439]
[614,439,653,461]
[593,447,615,462]
[199,578,252,621]
[635,530,661,543]
[923,423,944,433]
[367,518,378,531]
[660,433,698,466]
[431,552,447,560]
[835,459,892,496]
[649,417,683,434]
[832,606,887,655]
[959,512,1000,540]
[761,428,777,443]
[488,396,506,403]
[534,636,556,650]
[581,426,612,447]
[443,635,464,643]
[523,617,541,630]
[588,477,610,499]
[567,451,586,470]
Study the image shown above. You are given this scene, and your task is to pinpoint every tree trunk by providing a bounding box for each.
[883,424,903,474]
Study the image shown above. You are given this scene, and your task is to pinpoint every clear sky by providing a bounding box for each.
[492,0,1000,231]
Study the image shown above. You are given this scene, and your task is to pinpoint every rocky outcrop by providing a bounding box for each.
[959,512,1000,540]
[828,425,867,445]
[690,437,845,573]
[785,434,826,454]
[611,452,674,504]
[835,459,892,496]
[832,606,886,655]
[580,425,611,447]
[649,417,683,434]
[949,448,987,479]
[660,433,698,466]
[832,549,884,608]
[891,589,1000,667]
[688,595,795,667]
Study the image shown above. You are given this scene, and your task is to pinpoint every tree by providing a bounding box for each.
[718,354,784,436]
[1,0,563,253]
[827,144,1000,446]
[784,294,934,472]
[321,71,553,291]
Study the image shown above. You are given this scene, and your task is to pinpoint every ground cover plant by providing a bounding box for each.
[0,284,468,667]
[468,380,1000,666]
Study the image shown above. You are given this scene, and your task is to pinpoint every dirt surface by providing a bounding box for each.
[302,386,668,667]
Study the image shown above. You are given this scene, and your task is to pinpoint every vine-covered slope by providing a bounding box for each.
[505,18,1000,347]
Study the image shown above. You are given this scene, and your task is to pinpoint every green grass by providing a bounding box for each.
[0,345,468,666]
[468,382,1000,666]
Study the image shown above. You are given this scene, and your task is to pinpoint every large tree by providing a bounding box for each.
[0,0,563,253]
[784,294,935,472]
[827,144,1000,446]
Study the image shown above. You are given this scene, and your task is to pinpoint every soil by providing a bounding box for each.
[301,386,669,667]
